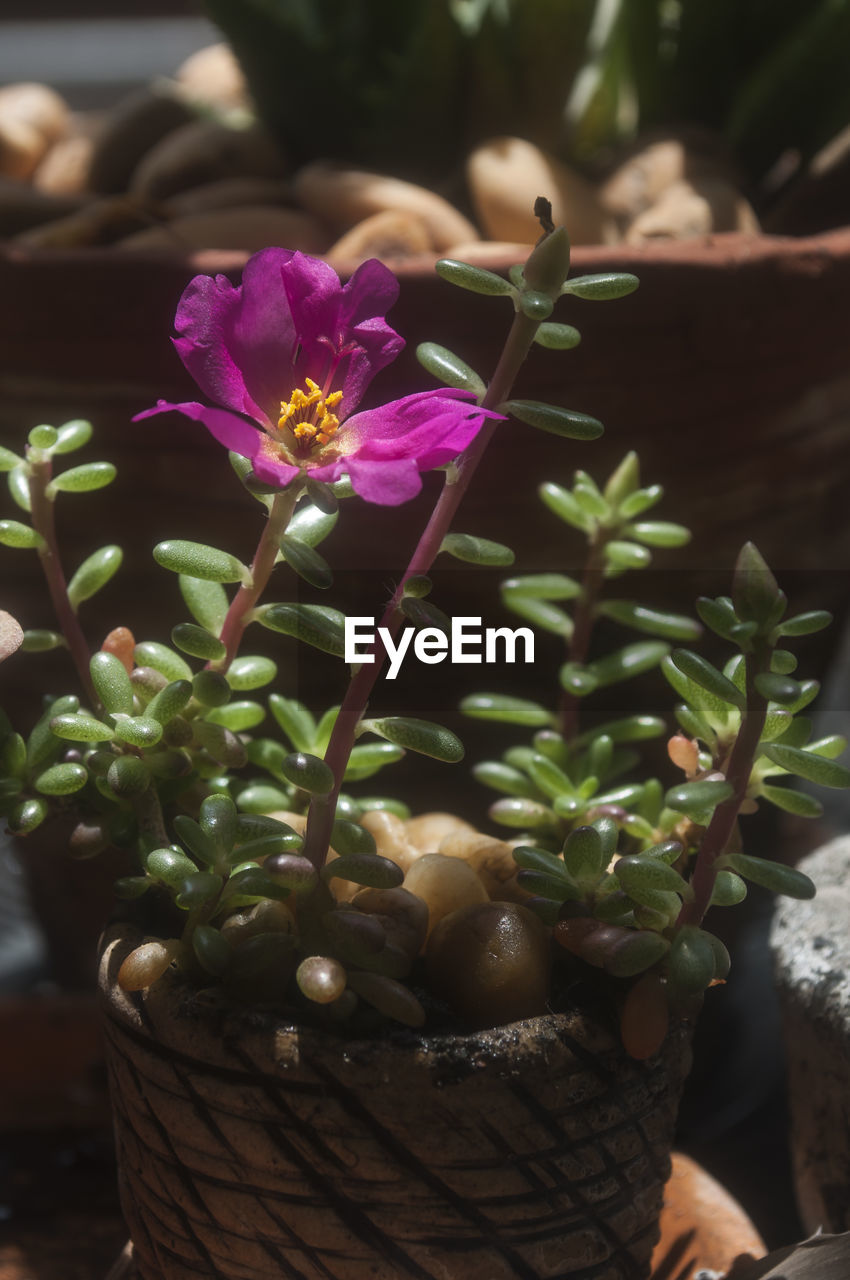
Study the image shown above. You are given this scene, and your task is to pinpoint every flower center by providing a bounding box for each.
[278,378,344,451]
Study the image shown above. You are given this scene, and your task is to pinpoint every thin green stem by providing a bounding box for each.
[677,642,771,927]
[558,530,607,744]
[215,487,301,672]
[27,454,97,706]
[302,307,545,871]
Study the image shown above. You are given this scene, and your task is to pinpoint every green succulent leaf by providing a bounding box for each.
[603,540,652,572]
[146,680,193,725]
[754,673,802,705]
[67,546,123,608]
[615,855,691,904]
[53,419,93,454]
[760,742,850,789]
[665,779,734,821]
[502,573,581,602]
[434,259,515,296]
[268,695,317,751]
[440,533,514,566]
[533,322,582,350]
[171,623,227,662]
[669,649,746,710]
[627,520,691,548]
[47,461,116,495]
[560,272,639,300]
[8,465,31,512]
[759,784,823,818]
[287,501,338,547]
[133,642,193,682]
[279,751,334,795]
[0,520,44,550]
[20,629,64,652]
[179,575,228,633]
[505,400,604,441]
[776,610,832,637]
[90,650,134,714]
[363,716,464,763]
[460,693,553,727]
[0,444,24,471]
[258,603,346,656]
[585,640,669,689]
[539,481,590,530]
[472,760,537,798]
[619,485,663,519]
[710,870,748,907]
[50,713,113,743]
[279,534,333,589]
[343,741,405,781]
[726,852,815,899]
[597,601,701,641]
[324,853,404,889]
[154,540,248,584]
[111,715,163,749]
[489,797,558,830]
[205,700,266,732]
[502,594,574,638]
[33,762,88,795]
[668,926,717,995]
[415,342,487,395]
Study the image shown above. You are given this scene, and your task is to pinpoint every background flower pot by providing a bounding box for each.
[770,836,850,1235]
[99,923,693,1280]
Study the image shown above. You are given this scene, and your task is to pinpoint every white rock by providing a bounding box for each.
[173,42,250,115]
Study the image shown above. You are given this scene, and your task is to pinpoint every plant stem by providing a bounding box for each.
[677,642,771,927]
[558,529,607,744]
[302,307,544,870]
[27,455,97,706]
[215,487,301,671]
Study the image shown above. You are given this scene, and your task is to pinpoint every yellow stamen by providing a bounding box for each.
[277,380,344,451]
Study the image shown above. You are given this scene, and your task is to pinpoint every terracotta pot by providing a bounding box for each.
[770,836,850,1235]
[99,923,692,1280]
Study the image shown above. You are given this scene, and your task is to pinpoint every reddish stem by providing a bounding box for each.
[302,304,545,870]
[27,454,97,707]
[214,487,300,672]
[677,642,771,927]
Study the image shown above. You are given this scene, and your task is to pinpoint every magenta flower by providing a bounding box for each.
[136,248,498,505]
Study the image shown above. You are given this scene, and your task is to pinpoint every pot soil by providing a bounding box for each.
[770,836,850,1235]
[99,924,692,1280]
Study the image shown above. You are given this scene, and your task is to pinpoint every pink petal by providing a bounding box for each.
[134,400,265,459]
[344,456,424,505]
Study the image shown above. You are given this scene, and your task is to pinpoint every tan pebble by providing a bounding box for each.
[359,810,418,875]
[88,88,194,194]
[600,139,692,220]
[130,120,284,200]
[0,82,69,149]
[443,239,533,267]
[404,853,488,939]
[163,176,293,217]
[466,136,613,246]
[295,162,478,251]
[0,117,48,181]
[624,177,759,242]
[327,210,434,268]
[117,939,180,991]
[350,887,428,967]
[32,134,94,195]
[173,42,250,115]
[404,811,476,853]
[116,206,328,253]
[437,831,524,901]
